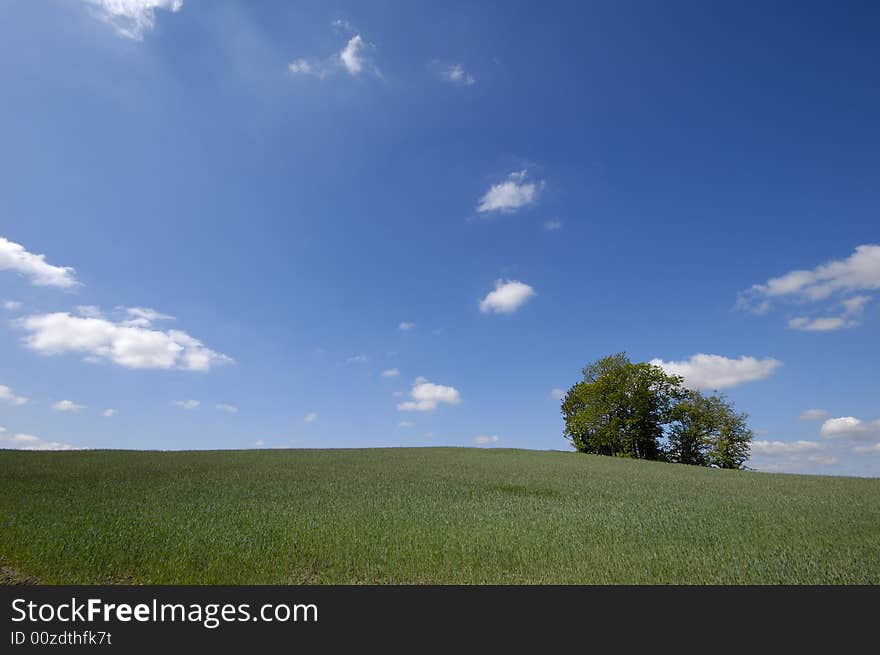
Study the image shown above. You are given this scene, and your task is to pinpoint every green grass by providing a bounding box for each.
[1,447,879,584]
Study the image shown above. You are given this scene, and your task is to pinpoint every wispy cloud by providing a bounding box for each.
[382,368,400,378]
[216,403,238,414]
[0,385,28,406]
[80,0,184,41]
[474,434,500,446]
[0,429,77,451]
[799,408,828,421]
[289,30,379,79]
[543,219,562,231]
[304,412,318,423]
[52,399,84,412]
[398,321,415,331]
[0,236,78,288]
[440,63,475,86]
[739,244,880,329]
[172,399,200,410]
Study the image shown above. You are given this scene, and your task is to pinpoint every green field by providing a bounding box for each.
[1,447,879,584]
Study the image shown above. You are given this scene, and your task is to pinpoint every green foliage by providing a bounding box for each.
[1,448,878,584]
[562,353,752,469]
[667,391,753,469]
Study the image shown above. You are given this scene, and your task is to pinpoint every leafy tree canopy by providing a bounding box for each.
[561,353,752,469]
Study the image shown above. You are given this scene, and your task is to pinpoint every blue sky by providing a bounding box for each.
[1,0,878,475]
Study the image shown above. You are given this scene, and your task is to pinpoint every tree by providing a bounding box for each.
[562,354,753,469]
[561,353,684,459]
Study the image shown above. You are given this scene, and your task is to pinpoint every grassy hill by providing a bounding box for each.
[1,447,878,584]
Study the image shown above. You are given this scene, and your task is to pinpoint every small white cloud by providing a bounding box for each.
[550,388,565,400]
[172,399,200,410]
[3,300,22,311]
[0,236,78,288]
[346,354,369,364]
[123,306,174,327]
[441,64,475,85]
[820,416,880,441]
[479,279,536,314]
[853,443,880,455]
[799,408,828,421]
[52,399,84,412]
[81,0,183,41]
[288,59,316,75]
[398,321,415,331]
[474,434,500,445]
[304,412,318,423]
[397,377,461,412]
[477,170,543,214]
[650,354,781,390]
[216,403,238,414]
[19,311,232,372]
[398,420,413,428]
[543,219,562,231]
[0,385,28,406]
[382,368,400,378]
[254,439,266,448]
[289,32,378,79]
[102,408,117,417]
[340,34,367,75]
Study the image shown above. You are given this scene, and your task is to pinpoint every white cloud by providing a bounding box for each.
[441,64,475,85]
[254,439,266,448]
[289,33,378,79]
[745,245,880,302]
[102,408,117,417]
[820,416,880,441]
[398,321,415,331]
[19,311,232,371]
[799,408,828,421]
[853,443,880,455]
[751,440,825,456]
[549,388,565,400]
[0,431,77,451]
[75,305,103,319]
[788,316,854,332]
[288,59,316,75]
[340,35,366,75]
[172,399,199,410]
[81,0,183,40]
[0,385,28,406]
[398,420,413,428]
[739,245,880,329]
[477,170,543,214]
[382,368,400,378]
[543,219,562,231]
[216,403,238,414]
[479,279,536,314]
[346,354,368,365]
[0,236,78,288]
[650,353,781,390]
[397,377,461,412]
[124,306,174,327]
[842,295,871,315]
[304,412,318,423]
[474,434,500,445]
[3,300,22,311]
[52,399,84,412]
